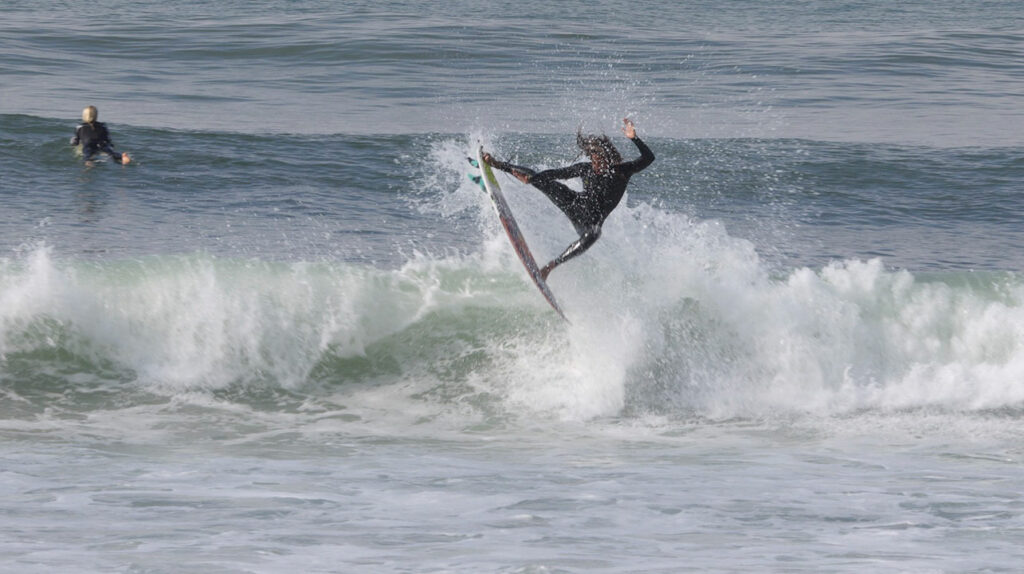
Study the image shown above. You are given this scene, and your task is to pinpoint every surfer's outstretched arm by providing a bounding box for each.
[99,143,130,164]
[617,119,655,174]
[540,226,601,281]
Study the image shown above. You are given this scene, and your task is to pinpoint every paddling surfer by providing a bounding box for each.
[70,106,132,165]
[482,118,654,280]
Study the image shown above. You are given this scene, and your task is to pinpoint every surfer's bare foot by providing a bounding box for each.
[540,263,555,281]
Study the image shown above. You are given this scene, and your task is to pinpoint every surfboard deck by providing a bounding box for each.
[472,147,568,321]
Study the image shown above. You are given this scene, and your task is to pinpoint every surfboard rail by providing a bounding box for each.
[474,146,568,321]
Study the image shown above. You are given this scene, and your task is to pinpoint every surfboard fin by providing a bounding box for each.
[467,173,485,191]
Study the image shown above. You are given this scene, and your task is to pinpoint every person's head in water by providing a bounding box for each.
[82,105,98,124]
[577,130,622,174]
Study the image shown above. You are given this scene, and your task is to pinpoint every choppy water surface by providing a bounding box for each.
[2,1,1024,572]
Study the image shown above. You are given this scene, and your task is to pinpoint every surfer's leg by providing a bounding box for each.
[485,157,536,184]
[485,154,591,234]
[484,154,579,208]
[540,225,601,280]
[528,178,583,217]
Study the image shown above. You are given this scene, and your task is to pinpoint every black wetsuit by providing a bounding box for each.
[491,136,655,274]
[70,121,125,163]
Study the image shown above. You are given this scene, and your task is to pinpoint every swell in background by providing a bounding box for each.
[2,1,1021,145]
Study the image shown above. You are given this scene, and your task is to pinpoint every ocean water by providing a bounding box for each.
[2,1,1024,572]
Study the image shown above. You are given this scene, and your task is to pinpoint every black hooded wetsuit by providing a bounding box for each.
[70,121,125,163]
[490,136,655,273]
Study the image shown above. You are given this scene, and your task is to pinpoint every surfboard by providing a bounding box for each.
[471,147,568,321]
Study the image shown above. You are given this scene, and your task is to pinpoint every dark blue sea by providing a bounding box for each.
[2,1,1023,572]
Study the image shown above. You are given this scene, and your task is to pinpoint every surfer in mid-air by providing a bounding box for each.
[70,106,131,166]
[483,118,654,280]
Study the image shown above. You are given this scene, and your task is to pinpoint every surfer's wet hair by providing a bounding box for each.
[576,130,622,165]
[82,105,98,124]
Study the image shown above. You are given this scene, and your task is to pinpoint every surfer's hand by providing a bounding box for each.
[481,152,495,166]
[622,118,636,139]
